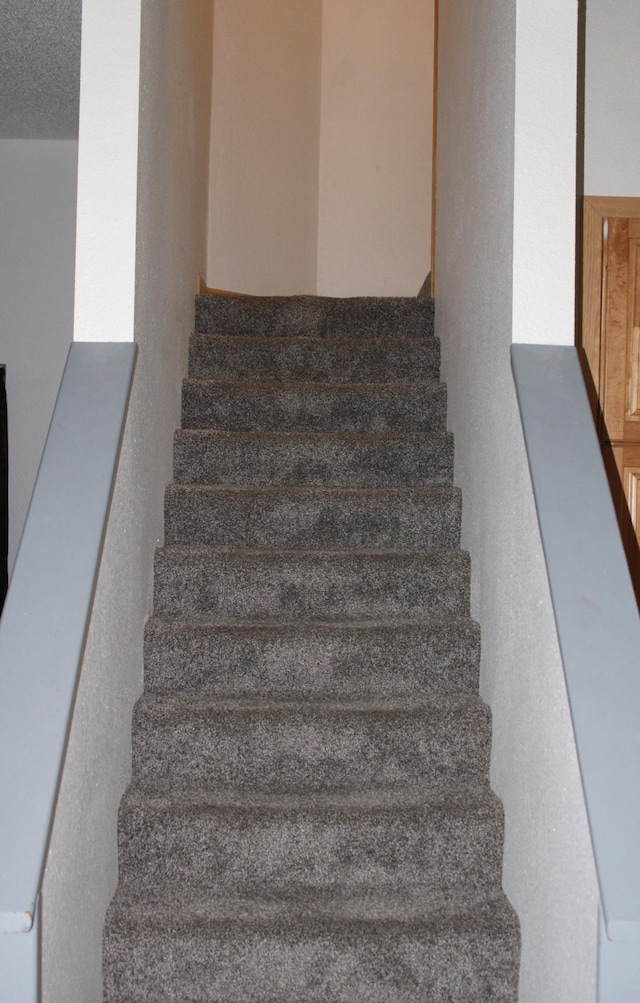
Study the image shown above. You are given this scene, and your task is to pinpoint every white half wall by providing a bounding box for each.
[512,0,578,346]
[317,0,434,297]
[40,3,213,1000]
[72,0,142,343]
[0,139,77,569]
[584,0,640,197]
[435,1,598,1001]
[207,0,322,295]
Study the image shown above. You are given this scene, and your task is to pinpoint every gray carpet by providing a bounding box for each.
[103,294,519,1001]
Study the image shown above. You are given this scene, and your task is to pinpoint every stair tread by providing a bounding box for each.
[131,694,490,794]
[173,429,455,487]
[115,782,505,901]
[104,898,518,1003]
[164,484,462,548]
[182,379,447,434]
[194,293,435,340]
[143,616,481,699]
[153,547,471,620]
[188,335,441,383]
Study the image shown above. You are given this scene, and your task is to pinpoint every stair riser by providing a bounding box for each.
[153,550,471,619]
[117,804,504,897]
[195,293,435,339]
[104,921,518,1003]
[143,621,480,699]
[181,381,447,433]
[189,336,440,383]
[173,430,454,487]
[131,705,490,793]
[164,488,461,549]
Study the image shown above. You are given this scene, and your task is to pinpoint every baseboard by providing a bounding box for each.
[197,274,253,297]
[417,272,432,299]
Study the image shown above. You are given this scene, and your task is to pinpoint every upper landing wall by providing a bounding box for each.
[206,0,434,297]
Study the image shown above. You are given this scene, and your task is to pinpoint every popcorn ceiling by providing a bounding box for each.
[0,0,81,138]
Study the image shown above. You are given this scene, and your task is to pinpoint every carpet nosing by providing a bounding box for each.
[190,333,440,347]
[183,377,446,392]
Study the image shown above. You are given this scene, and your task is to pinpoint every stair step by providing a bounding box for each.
[181,379,447,433]
[153,547,471,619]
[104,894,519,1003]
[164,485,461,549]
[116,787,504,899]
[194,292,435,339]
[143,618,480,699]
[104,290,519,1002]
[131,696,490,794]
[189,333,441,383]
[173,429,454,487]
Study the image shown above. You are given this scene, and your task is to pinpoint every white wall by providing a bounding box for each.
[73,0,142,343]
[512,0,579,345]
[435,1,598,1001]
[40,3,213,1000]
[0,139,77,569]
[317,0,433,297]
[584,0,640,197]
[207,0,322,295]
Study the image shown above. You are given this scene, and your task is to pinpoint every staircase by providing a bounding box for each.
[103,294,520,1001]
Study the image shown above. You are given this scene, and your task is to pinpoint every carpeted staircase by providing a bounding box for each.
[103,294,520,1001]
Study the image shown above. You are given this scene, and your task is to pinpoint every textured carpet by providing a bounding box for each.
[103,294,519,1001]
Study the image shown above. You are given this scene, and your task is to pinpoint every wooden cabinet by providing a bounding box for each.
[581,197,640,589]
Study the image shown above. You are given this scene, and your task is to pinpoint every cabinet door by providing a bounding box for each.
[582,199,640,598]
[601,218,640,443]
[624,222,640,432]
[609,443,640,587]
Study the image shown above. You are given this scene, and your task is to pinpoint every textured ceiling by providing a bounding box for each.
[0,0,82,139]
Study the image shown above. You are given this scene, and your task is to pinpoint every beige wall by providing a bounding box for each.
[206,0,434,297]
[207,0,322,295]
[317,0,433,296]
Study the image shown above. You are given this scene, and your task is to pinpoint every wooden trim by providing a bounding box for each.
[626,229,640,423]
[602,217,631,442]
[580,198,606,418]
[607,442,640,598]
[584,196,640,220]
